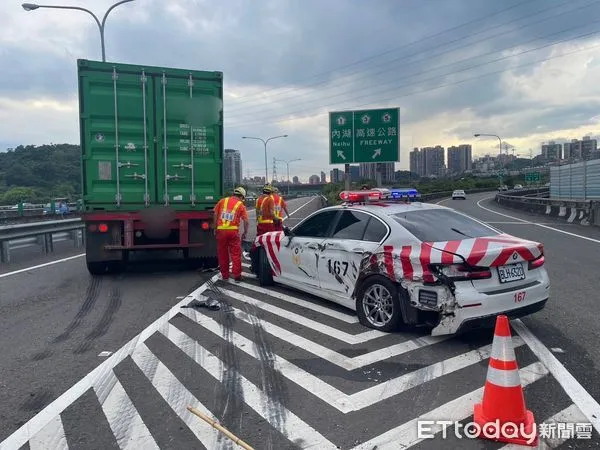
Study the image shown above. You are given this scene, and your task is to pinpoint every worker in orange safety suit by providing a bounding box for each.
[271,187,289,231]
[255,184,276,237]
[212,187,249,281]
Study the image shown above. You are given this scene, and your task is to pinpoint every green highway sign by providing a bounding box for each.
[329,107,400,164]
[525,171,540,182]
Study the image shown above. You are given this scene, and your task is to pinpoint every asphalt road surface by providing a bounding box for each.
[0,196,322,446]
[1,193,599,449]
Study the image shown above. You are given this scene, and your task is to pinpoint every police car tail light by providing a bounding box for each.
[434,263,491,281]
[528,255,544,270]
[339,191,382,202]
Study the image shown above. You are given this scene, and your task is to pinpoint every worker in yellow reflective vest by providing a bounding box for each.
[271,187,289,231]
[255,184,276,237]
[212,187,249,281]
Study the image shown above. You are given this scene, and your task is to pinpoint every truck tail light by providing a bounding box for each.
[528,255,544,270]
[201,221,210,231]
[432,263,492,281]
[98,223,109,233]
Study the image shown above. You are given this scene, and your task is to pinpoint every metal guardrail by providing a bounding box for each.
[0,203,80,223]
[0,218,84,263]
[495,188,599,226]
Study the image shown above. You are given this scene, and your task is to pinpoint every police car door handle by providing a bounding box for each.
[306,243,318,250]
[352,248,365,254]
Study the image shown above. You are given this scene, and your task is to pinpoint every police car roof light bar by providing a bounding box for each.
[339,190,382,203]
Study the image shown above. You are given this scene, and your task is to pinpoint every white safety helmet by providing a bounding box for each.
[233,186,246,198]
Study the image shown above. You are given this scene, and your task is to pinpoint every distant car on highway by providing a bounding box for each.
[250,189,549,336]
[513,184,523,190]
[498,185,508,192]
[451,189,466,200]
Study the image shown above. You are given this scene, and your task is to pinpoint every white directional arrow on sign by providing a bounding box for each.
[337,150,346,160]
[372,148,382,159]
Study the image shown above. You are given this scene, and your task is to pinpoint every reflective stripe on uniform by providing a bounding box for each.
[273,195,283,219]
[257,195,274,224]
[217,197,243,230]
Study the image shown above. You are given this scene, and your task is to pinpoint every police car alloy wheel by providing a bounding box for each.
[356,276,402,331]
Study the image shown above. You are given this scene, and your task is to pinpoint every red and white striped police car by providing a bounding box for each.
[250,190,550,335]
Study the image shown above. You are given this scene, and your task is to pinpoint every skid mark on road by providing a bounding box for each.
[53,276,103,343]
[244,303,289,447]
[73,284,122,354]
[207,280,244,450]
[30,276,104,361]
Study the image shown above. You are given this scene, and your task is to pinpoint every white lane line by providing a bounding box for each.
[500,403,589,449]
[0,253,85,279]
[181,308,523,413]
[512,319,600,435]
[350,338,525,410]
[233,280,359,324]
[163,323,337,449]
[476,197,600,244]
[284,196,317,221]
[131,343,221,449]
[27,415,68,450]
[351,362,549,450]
[201,296,447,370]
[94,370,159,450]
[218,287,386,344]
[0,272,221,450]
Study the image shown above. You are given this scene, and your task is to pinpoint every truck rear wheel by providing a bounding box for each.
[86,261,120,275]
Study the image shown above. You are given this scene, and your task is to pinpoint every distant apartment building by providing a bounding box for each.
[320,171,326,183]
[410,148,424,176]
[308,175,320,184]
[541,141,562,161]
[330,168,344,183]
[562,136,597,160]
[349,165,360,181]
[425,146,445,177]
[224,149,242,186]
[447,144,472,174]
[582,136,598,159]
[358,162,395,183]
[410,146,445,177]
[292,176,299,184]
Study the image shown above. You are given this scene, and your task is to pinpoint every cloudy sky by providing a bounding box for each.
[3,0,600,182]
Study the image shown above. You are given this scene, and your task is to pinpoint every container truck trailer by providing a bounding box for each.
[77,59,223,274]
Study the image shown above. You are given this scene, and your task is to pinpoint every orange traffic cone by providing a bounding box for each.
[473,315,538,446]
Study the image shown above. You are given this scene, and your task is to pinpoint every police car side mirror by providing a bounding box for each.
[283,226,293,237]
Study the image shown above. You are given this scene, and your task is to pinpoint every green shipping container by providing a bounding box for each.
[78,59,223,211]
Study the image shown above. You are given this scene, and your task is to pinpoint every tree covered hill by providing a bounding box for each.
[0,144,81,205]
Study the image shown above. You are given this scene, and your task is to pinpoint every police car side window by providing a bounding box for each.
[363,217,387,242]
[331,211,370,240]
[293,210,338,237]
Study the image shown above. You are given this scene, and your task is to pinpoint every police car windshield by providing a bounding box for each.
[391,209,499,242]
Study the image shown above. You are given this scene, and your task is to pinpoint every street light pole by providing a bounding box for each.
[275,158,301,196]
[22,1,135,62]
[242,135,288,183]
[474,132,504,178]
